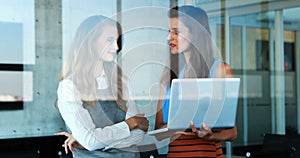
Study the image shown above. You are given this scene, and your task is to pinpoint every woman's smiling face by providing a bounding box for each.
[94,25,119,62]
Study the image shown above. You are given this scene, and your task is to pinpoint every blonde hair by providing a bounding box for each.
[59,15,127,110]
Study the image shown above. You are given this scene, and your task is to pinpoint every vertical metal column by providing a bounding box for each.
[241,25,248,146]
[225,15,231,64]
[274,10,285,134]
[224,14,232,158]
[296,31,300,134]
[269,26,276,134]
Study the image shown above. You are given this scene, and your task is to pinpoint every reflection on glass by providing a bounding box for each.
[229,4,300,146]
[0,71,32,102]
[0,0,34,64]
[0,22,23,64]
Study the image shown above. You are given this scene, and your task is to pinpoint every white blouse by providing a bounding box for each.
[57,78,144,151]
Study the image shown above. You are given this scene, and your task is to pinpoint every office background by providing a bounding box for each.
[0,0,299,157]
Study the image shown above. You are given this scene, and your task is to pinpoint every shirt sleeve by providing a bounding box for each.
[105,99,145,150]
[104,129,144,150]
[57,79,132,151]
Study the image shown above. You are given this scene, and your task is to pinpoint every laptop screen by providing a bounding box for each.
[167,78,240,130]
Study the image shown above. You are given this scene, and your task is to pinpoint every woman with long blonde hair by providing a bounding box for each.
[56,15,148,158]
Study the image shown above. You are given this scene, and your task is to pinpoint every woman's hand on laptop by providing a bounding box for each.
[175,122,213,139]
[192,122,213,138]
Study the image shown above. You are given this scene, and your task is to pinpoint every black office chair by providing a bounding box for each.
[245,134,297,158]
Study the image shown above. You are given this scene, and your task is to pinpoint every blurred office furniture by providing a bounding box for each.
[245,133,299,158]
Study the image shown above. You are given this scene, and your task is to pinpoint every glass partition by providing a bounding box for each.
[0,0,299,155]
[228,5,300,145]
[0,0,34,110]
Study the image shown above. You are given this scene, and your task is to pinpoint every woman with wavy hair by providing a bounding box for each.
[56,15,148,158]
[155,6,237,158]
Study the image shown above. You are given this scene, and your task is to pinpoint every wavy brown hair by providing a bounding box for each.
[164,6,216,87]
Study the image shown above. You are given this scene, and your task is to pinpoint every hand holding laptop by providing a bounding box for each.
[174,122,212,138]
[148,78,240,137]
[151,122,213,141]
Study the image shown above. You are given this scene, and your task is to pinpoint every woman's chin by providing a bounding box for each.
[170,50,179,54]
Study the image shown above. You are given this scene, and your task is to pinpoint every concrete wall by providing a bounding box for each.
[0,0,65,139]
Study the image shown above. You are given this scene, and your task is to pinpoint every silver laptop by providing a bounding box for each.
[148,78,240,135]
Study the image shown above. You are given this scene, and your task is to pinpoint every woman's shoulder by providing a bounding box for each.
[59,78,75,90]
[215,61,233,78]
[58,78,80,99]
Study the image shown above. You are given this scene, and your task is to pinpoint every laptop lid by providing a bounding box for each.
[167,78,240,130]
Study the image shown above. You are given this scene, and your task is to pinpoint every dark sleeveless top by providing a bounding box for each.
[69,100,140,158]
